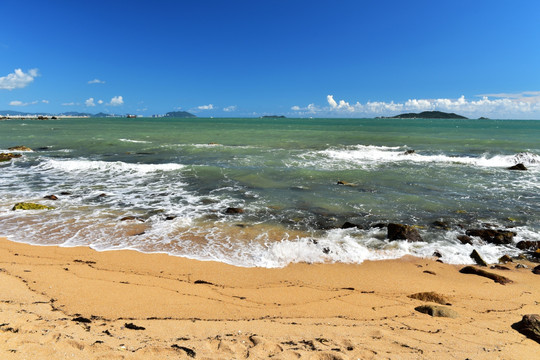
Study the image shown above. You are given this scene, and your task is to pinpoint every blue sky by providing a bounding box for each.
[1,0,540,118]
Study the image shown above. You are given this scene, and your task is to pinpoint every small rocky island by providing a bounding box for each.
[385,111,468,119]
[163,111,196,118]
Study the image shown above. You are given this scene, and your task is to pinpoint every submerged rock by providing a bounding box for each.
[387,223,423,242]
[225,207,244,214]
[415,305,458,318]
[43,195,58,200]
[8,145,32,151]
[12,202,55,211]
[499,255,513,263]
[512,314,540,344]
[336,180,357,187]
[508,163,527,170]
[341,221,363,229]
[465,229,515,245]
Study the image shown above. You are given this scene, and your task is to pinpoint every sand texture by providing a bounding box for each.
[0,237,539,359]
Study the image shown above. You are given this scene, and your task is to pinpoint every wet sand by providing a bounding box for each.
[0,237,539,359]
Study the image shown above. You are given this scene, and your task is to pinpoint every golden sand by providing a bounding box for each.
[0,237,539,359]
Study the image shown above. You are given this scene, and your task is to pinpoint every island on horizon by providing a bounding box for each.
[380,111,468,119]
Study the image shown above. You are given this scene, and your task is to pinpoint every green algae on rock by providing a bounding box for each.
[12,203,56,211]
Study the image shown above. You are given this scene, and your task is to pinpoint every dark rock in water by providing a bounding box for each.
[337,180,357,187]
[165,215,177,221]
[37,147,50,151]
[470,249,488,267]
[341,221,363,229]
[97,193,107,198]
[387,223,423,242]
[60,191,72,195]
[499,255,513,263]
[432,220,450,230]
[124,322,145,330]
[415,305,458,318]
[459,266,513,285]
[403,149,415,155]
[457,235,473,245]
[512,314,540,344]
[44,195,58,200]
[516,241,540,250]
[322,247,330,254]
[433,251,442,258]
[465,229,515,245]
[120,216,144,222]
[225,207,244,214]
[533,265,540,275]
[0,153,23,162]
[8,145,32,151]
[508,163,527,170]
[408,291,451,305]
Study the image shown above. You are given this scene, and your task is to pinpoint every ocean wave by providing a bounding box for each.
[35,158,185,174]
[296,145,540,170]
[119,138,151,144]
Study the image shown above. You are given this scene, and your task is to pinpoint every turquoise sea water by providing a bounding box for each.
[1,117,539,267]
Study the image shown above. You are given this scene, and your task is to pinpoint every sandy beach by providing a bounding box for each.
[0,236,539,359]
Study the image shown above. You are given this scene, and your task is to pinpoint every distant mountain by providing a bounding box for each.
[0,110,124,118]
[163,111,196,118]
[0,110,51,116]
[388,111,468,119]
[59,111,94,117]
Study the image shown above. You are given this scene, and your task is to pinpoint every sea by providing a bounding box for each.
[1,117,539,267]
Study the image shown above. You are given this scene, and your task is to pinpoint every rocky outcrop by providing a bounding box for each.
[12,202,55,210]
[465,229,515,245]
[459,266,513,285]
[457,234,473,245]
[8,146,32,151]
[387,223,423,242]
[0,153,22,162]
[415,305,459,318]
[341,221,363,229]
[516,241,540,250]
[512,314,540,343]
[508,163,527,170]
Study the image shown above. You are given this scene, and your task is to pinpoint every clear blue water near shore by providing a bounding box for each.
[1,117,539,267]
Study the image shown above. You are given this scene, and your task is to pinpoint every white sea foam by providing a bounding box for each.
[119,138,151,144]
[36,158,184,174]
[296,145,540,170]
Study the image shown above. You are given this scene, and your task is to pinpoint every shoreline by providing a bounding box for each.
[1,237,539,359]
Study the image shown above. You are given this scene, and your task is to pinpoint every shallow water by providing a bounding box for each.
[1,117,538,267]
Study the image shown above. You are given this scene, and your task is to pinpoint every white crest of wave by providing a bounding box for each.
[38,159,184,174]
[118,138,151,144]
[316,146,539,168]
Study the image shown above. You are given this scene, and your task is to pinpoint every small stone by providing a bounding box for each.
[457,235,473,245]
[499,255,513,263]
[433,251,442,258]
[533,265,540,275]
[408,292,451,305]
[415,305,458,318]
[44,195,58,200]
[516,263,528,269]
[387,223,423,242]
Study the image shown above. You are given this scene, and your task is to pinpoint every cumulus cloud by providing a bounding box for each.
[0,68,39,90]
[290,93,540,118]
[223,105,237,112]
[98,99,103,104]
[62,102,79,106]
[88,79,105,84]
[198,104,214,110]
[109,95,124,106]
[85,97,96,107]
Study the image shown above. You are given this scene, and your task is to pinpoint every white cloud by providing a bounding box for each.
[98,99,103,104]
[109,95,124,106]
[62,102,78,106]
[88,79,105,84]
[198,104,214,110]
[9,99,42,106]
[291,93,540,118]
[0,68,39,90]
[223,105,237,112]
[85,97,96,107]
